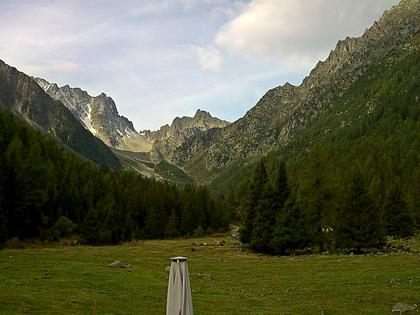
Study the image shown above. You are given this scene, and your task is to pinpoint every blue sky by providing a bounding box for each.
[0,0,398,130]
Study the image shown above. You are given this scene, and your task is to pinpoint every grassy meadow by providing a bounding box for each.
[0,236,419,314]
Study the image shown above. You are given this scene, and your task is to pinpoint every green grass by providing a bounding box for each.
[0,237,419,314]
[155,160,195,184]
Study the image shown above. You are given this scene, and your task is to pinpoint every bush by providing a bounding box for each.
[53,216,77,237]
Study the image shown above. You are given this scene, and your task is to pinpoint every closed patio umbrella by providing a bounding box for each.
[166,256,193,315]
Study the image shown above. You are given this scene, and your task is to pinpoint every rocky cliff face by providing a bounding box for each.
[175,0,419,178]
[34,78,152,152]
[143,109,229,161]
[0,61,121,169]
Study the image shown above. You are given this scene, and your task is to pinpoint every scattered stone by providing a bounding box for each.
[392,302,416,313]
[230,226,240,239]
[108,260,130,268]
[389,278,400,285]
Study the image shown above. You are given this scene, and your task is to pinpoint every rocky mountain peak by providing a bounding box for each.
[34,77,152,152]
[0,60,120,168]
[172,0,419,175]
[194,109,211,119]
[143,109,230,161]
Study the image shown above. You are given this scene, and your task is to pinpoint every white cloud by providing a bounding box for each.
[0,0,401,130]
[191,45,223,71]
[215,0,399,62]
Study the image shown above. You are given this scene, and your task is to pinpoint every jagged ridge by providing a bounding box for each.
[0,61,121,169]
[175,0,419,182]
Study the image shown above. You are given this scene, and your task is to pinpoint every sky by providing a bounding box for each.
[0,0,399,131]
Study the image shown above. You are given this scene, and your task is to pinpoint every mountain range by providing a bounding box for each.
[0,0,418,188]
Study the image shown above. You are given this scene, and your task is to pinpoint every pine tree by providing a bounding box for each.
[80,207,101,244]
[241,160,268,244]
[383,183,415,239]
[273,160,290,210]
[250,181,276,253]
[272,198,310,255]
[335,166,384,251]
[165,209,181,238]
[297,148,332,252]
[145,207,165,239]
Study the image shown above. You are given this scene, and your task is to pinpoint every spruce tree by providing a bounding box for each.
[240,160,268,244]
[297,148,332,252]
[273,160,290,210]
[145,207,165,239]
[80,207,101,244]
[335,166,384,251]
[250,181,276,253]
[272,198,310,255]
[383,183,415,238]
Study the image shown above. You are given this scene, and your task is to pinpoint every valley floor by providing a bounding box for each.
[0,237,419,314]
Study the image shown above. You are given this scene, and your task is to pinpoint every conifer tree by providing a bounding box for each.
[250,181,276,253]
[272,198,310,255]
[297,147,332,252]
[335,166,384,251]
[145,207,166,239]
[80,207,101,244]
[240,160,268,244]
[383,183,415,238]
[273,160,290,210]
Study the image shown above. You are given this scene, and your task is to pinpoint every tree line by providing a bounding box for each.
[0,110,230,246]
[236,38,419,255]
[240,158,417,255]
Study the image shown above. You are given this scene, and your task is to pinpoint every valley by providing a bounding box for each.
[0,236,419,314]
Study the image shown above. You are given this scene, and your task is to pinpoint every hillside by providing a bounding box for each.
[0,61,120,169]
[34,77,152,153]
[174,0,419,185]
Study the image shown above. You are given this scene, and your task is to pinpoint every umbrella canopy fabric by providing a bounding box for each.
[166,256,193,315]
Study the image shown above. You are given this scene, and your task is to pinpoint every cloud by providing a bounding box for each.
[215,0,399,63]
[0,0,401,130]
[191,45,223,71]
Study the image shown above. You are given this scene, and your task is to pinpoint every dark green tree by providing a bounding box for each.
[383,183,415,238]
[80,207,101,244]
[335,166,384,251]
[273,160,290,210]
[250,181,276,253]
[145,207,166,239]
[272,198,310,255]
[297,149,332,252]
[240,160,268,244]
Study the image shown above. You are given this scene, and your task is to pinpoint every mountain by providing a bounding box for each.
[174,0,419,184]
[0,60,120,169]
[34,77,152,152]
[34,77,229,181]
[0,109,228,244]
[112,109,228,182]
[34,78,229,162]
[143,109,229,162]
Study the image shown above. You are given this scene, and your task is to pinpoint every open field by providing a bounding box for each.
[0,237,419,314]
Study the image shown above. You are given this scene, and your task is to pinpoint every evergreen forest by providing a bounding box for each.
[0,110,230,245]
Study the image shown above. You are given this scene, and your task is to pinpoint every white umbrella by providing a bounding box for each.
[166,256,193,315]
